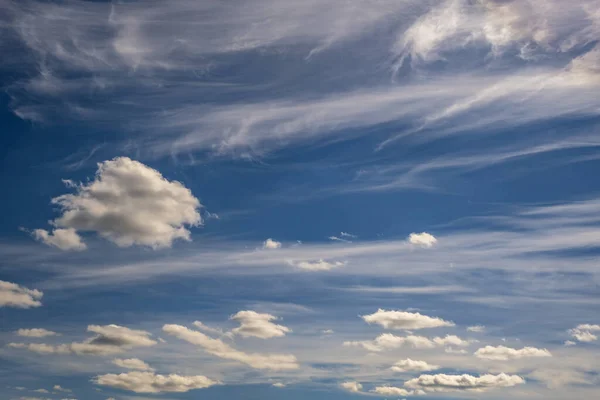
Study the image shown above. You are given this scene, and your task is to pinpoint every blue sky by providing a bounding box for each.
[1,0,600,399]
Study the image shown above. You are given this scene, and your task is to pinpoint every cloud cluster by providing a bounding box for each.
[16,328,58,338]
[361,309,454,330]
[8,324,157,356]
[94,371,218,393]
[568,324,600,343]
[230,311,291,339]
[474,345,552,360]
[163,324,298,370]
[0,281,43,308]
[404,373,526,393]
[391,358,440,372]
[344,333,469,352]
[34,157,202,250]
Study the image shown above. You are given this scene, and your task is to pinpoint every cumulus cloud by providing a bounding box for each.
[361,309,454,330]
[163,324,298,370]
[32,228,86,251]
[34,157,202,250]
[112,358,154,371]
[344,334,469,352]
[94,371,218,393]
[474,345,552,360]
[272,382,286,388]
[391,358,440,372]
[192,321,224,336]
[568,324,600,342]
[52,385,71,393]
[8,324,157,356]
[230,311,291,339]
[340,381,362,393]
[263,238,282,249]
[0,281,43,308]
[408,232,438,248]
[287,259,346,271]
[16,328,58,338]
[404,373,525,393]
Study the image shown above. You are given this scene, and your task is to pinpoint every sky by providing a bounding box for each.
[1,0,600,399]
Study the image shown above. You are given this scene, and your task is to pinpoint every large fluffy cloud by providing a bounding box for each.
[474,345,552,360]
[16,328,58,338]
[361,309,454,330]
[344,334,469,352]
[404,373,526,393]
[34,157,202,250]
[8,324,157,356]
[391,358,440,372]
[230,311,291,339]
[0,281,43,308]
[94,371,218,393]
[162,324,298,370]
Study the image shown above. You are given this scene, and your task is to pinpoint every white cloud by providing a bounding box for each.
[474,345,552,360]
[408,232,438,248]
[391,358,440,372]
[112,358,154,371]
[404,373,526,393]
[340,381,362,393]
[272,382,286,388]
[564,340,576,347]
[230,310,291,339]
[94,371,218,393]
[34,157,202,250]
[192,321,224,336]
[322,329,334,335]
[53,385,71,393]
[372,386,424,396]
[263,238,282,249]
[16,328,58,338]
[32,228,86,251]
[340,232,357,238]
[361,309,454,330]
[568,324,600,342]
[33,389,49,393]
[467,325,485,333]
[344,333,469,352]
[287,259,346,271]
[163,324,298,370]
[0,281,43,308]
[8,324,157,356]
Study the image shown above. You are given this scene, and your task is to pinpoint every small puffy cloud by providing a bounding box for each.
[112,358,154,371]
[404,373,525,393]
[32,228,86,251]
[569,324,600,342]
[474,345,552,361]
[344,334,469,352]
[340,232,357,238]
[94,371,218,393]
[263,238,282,249]
[340,381,363,393]
[163,324,298,370]
[0,281,43,308]
[33,389,49,393]
[391,358,440,372]
[564,340,576,347]
[408,232,437,248]
[272,382,286,388]
[361,309,454,330]
[322,329,334,335]
[53,385,71,393]
[230,310,291,339]
[372,386,424,396]
[16,328,58,338]
[34,157,202,250]
[287,259,345,271]
[467,325,485,333]
[8,324,157,356]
